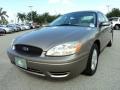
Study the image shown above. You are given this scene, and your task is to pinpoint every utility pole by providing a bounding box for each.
[28,6,33,22]
[106,5,110,12]
[106,0,110,12]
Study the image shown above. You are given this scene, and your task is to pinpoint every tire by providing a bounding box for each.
[114,25,120,30]
[3,30,6,34]
[83,44,99,76]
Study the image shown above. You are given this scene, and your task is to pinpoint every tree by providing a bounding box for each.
[40,12,60,24]
[106,8,120,18]
[26,11,59,25]
[47,14,61,23]
[0,19,8,24]
[26,11,38,22]
[35,15,44,25]
[17,10,61,25]
[42,12,49,24]
[17,13,26,23]
[0,8,8,24]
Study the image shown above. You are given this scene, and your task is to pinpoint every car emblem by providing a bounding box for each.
[22,47,29,51]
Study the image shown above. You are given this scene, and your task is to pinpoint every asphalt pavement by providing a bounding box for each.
[0,30,120,90]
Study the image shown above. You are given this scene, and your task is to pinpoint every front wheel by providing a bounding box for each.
[3,30,6,35]
[83,44,99,76]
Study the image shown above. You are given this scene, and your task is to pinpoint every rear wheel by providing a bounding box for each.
[114,25,120,30]
[83,44,99,76]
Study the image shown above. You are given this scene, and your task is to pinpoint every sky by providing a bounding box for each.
[0,0,120,22]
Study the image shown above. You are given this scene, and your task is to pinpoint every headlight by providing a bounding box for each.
[5,28,10,30]
[46,42,82,56]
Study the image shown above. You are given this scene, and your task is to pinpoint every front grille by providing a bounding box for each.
[15,44,43,56]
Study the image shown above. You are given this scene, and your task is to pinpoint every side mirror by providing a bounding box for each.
[99,22,110,27]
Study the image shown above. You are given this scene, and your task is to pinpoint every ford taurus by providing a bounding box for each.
[7,11,113,79]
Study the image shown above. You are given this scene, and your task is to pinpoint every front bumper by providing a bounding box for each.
[0,30,5,35]
[7,48,89,79]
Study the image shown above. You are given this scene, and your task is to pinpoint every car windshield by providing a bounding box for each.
[0,25,6,27]
[49,12,96,27]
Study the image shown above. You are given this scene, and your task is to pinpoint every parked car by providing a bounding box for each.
[21,24,30,30]
[7,11,113,79]
[7,24,20,32]
[26,23,35,29]
[0,25,14,33]
[0,28,5,35]
[109,17,120,30]
[15,24,26,30]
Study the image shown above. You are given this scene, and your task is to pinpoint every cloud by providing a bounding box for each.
[49,0,60,3]
[47,0,77,15]
[62,0,73,4]
[48,0,73,5]
[92,4,110,14]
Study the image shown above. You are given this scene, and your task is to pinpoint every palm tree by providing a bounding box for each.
[17,13,26,23]
[0,8,8,24]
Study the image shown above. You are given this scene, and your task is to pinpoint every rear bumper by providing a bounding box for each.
[7,48,89,79]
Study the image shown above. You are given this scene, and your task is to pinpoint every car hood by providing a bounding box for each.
[14,26,95,51]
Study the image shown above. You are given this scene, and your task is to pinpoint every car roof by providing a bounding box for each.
[66,10,102,15]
